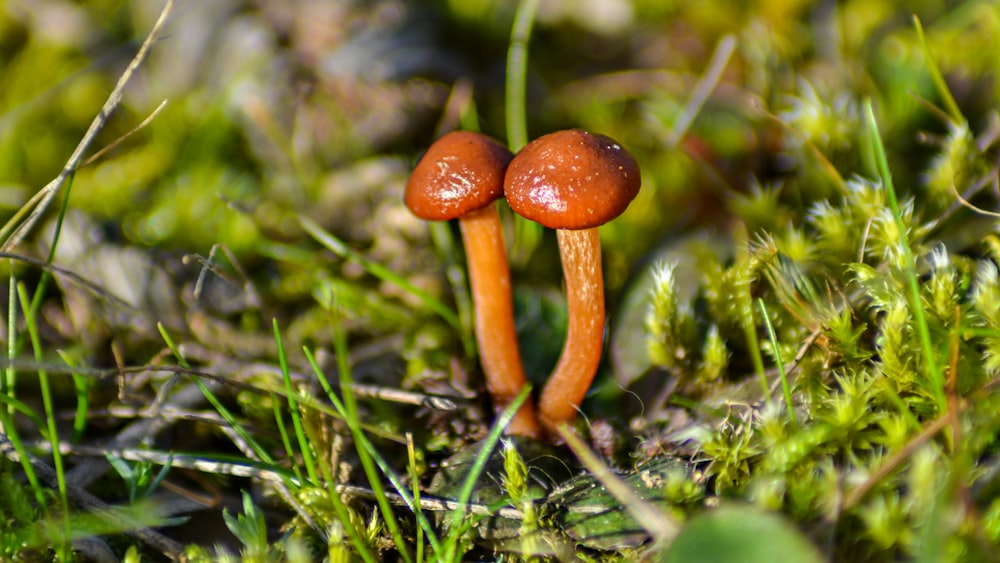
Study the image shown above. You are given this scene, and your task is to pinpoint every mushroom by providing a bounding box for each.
[405,131,541,438]
[504,129,640,436]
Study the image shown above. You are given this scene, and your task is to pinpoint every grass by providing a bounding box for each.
[3,0,1000,561]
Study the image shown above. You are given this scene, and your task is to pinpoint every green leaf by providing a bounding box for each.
[660,504,823,563]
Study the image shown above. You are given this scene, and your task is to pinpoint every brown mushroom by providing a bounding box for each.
[504,129,640,436]
[405,131,541,438]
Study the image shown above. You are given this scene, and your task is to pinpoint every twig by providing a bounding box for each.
[557,425,680,548]
[842,413,951,510]
[667,35,736,148]
[80,99,169,168]
[948,173,1000,219]
[0,0,175,252]
[0,358,461,412]
[40,440,526,519]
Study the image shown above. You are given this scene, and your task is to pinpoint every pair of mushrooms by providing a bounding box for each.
[405,129,640,440]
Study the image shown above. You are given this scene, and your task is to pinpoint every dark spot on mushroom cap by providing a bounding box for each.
[405,131,513,221]
[504,129,640,230]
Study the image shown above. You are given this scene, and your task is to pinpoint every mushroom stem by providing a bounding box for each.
[460,204,541,438]
[537,228,604,435]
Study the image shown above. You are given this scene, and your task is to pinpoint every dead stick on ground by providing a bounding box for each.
[0,0,175,252]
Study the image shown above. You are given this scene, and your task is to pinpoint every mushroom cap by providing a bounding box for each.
[405,131,513,221]
[504,129,640,230]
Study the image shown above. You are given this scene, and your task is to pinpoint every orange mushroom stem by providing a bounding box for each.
[405,131,541,438]
[504,129,640,437]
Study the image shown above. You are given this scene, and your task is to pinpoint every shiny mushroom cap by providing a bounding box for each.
[504,129,640,230]
[405,131,513,221]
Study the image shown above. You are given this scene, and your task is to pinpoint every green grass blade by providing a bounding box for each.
[27,170,74,320]
[304,347,444,555]
[274,319,318,485]
[758,299,796,424]
[442,386,531,561]
[428,220,476,357]
[505,0,540,152]
[268,388,302,484]
[864,100,946,413]
[0,277,45,509]
[0,392,46,430]
[504,0,545,268]
[4,269,15,412]
[734,225,770,402]
[912,16,963,124]
[407,434,426,563]
[55,351,90,444]
[307,429,376,563]
[325,299,415,563]
[16,282,70,557]
[300,215,461,332]
[156,323,275,464]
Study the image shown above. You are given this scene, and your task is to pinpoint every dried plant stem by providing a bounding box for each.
[0,0,175,252]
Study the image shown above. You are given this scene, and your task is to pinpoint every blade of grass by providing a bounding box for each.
[304,347,445,555]
[156,323,275,464]
[667,34,736,148]
[912,16,963,125]
[4,271,16,416]
[406,433,425,563]
[0,392,46,430]
[0,388,55,523]
[557,425,680,548]
[758,299,796,424]
[267,388,302,483]
[505,0,543,268]
[864,100,946,413]
[274,319,319,486]
[457,91,480,133]
[0,279,46,509]
[324,299,415,563]
[55,351,90,444]
[27,170,74,321]
[300,215,461,333]
[307,425,375,562]
[505,0,540,152]
[441,386,532,562]
[16,282,71,558]
[428,221,476,357]
[734,224,770,403]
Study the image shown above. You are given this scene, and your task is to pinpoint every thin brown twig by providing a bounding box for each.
[0,0,175,252]
[0,251,139,311]
[842,413,951,510]
[0,357,462,412]
[557,425,680,548]
[41,440,526,518]
[80,99,169,168]
[948,173,1000,219]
